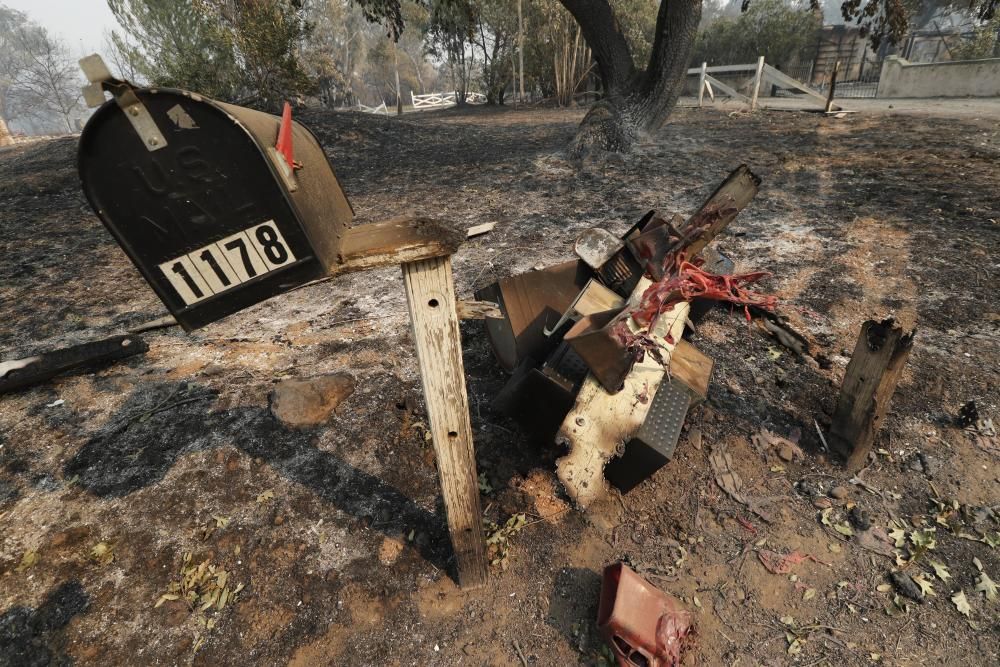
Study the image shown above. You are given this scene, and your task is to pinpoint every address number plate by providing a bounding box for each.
[158,221,296,306]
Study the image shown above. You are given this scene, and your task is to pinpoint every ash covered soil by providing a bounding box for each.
[1,104,998,666]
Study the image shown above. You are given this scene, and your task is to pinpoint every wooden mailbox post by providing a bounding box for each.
[77,56,488,588]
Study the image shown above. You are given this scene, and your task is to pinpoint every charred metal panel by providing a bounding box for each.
[604,378,691,494]
[475,260,592,372]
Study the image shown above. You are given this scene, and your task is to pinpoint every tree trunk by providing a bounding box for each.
[393,42,403,116]
[559,0,703,155]
[518,0,525,103]
[0,116,12,147]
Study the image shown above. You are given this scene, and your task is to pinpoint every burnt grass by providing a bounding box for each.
[1,103,999,666]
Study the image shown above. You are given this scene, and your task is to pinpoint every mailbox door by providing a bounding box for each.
[79,89,323,330]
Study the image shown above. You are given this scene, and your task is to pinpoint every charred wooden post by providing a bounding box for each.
[829,318,914,472]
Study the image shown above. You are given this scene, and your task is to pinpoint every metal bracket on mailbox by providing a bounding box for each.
[79,53,167,152]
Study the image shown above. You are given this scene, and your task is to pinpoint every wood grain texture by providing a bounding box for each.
[555,277,690,509]
[684,164,760,257]
[455,299,502,320]
[671,339,713,403]
[829,319,914,472]
[402,256,488,588]
[332,217,465,276]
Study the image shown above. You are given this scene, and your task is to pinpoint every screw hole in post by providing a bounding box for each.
[428,298,439,308]
[447,431,458,439]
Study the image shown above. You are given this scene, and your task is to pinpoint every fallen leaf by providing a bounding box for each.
[15,550,38,573]
[974,557,984,571]
[834,522,855,537]
[90,542,114,566]
[912,573,935,597]
[710,450,775,523]
[951,590,972,617]
[910,528,937,550]
[856,527,895,557]
[256,489,274,503]
[155,593,180,608]
[876,584,892,593]
[928,560,951,582]
[975,572,998,602]
[803,588,817,601]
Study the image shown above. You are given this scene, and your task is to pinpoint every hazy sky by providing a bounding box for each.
[5,0,118,57]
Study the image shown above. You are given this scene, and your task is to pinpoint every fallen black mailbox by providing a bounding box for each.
[69,55,490,588]
[78,57,353,330]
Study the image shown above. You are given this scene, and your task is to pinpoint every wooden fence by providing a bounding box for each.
[411,91,487,110]
[687,59,840,111]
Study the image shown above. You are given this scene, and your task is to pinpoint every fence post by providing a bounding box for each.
[697,62,708,107]
[825,61,840,113]
[750,56,765,111]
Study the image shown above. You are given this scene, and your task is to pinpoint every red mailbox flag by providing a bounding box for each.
[276,101,294,169]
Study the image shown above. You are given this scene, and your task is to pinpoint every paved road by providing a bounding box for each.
[678,95,1000,118]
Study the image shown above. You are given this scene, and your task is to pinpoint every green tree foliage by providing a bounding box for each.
[840,0,998,49]
[108,0,239,99]
[690,0,821,67]
[108,0,314,110]
[952,13,1000,59]
[473,0,518,104]
[427,0,478,101]
[612,0,660,68]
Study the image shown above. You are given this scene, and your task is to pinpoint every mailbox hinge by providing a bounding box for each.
[79,54,167,152]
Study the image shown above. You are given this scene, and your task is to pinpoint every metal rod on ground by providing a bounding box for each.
[697,62,707,107]
[825,61,840,113]
[750,56,765,111]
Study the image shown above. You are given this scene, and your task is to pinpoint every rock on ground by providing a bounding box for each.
[269,374,356,427]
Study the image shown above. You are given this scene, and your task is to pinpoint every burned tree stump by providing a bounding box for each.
[829,318,914,472]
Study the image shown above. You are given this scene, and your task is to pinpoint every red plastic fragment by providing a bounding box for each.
[598,562,695,667]
[275,101,294,169]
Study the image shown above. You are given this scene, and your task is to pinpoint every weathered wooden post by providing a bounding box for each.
[825,61,841,113]
[0,116,12,147]
[76,55,489,588]
[828,318,914,472]
[750,56,765,111]
[697,62,708,107]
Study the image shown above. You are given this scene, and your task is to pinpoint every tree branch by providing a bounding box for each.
[557,0,635,94]
[637,0,703,127]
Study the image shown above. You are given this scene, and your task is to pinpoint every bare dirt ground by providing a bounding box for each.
[1,102,998,667]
